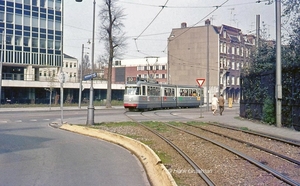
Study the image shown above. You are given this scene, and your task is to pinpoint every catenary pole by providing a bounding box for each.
[275,0,282,127]
[79,44,84,108]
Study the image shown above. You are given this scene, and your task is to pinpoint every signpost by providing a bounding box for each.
[84,73,97,81]
[196,78,205,118]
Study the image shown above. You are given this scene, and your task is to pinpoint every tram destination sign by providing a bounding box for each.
[84,73,97,81]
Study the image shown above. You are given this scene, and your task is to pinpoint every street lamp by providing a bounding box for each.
[76,0,96,125]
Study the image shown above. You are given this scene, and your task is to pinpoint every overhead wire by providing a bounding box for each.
[133,0,169,55]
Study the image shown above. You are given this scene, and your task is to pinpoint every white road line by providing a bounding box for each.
[30,119,37,122]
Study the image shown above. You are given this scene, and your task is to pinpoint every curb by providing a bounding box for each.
[59,124,177,186]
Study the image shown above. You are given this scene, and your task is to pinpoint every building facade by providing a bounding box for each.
[106,57,168,84]
[0,0,63,81]
[168,20,255,103]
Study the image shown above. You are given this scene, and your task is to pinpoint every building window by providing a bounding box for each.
[40,0,46,7]
[55,0,61,10]
[144,66,147,71]
[55,20,61,31]
[231,62,235,70]
[48,0,54,9]
[6,13,14,23]
[15,36,22,46]
[66,62,68,68]
[6,35,13,45]
[48,19,54,29]
[162,74,165,79]
[32,38,38,48]
[40,39,46,48]
[231,76,235,85]
[70,63,72,68]
[55,41,61,50]
[162,65,165,70]
[48,39,53,49]
[24,0,30,5]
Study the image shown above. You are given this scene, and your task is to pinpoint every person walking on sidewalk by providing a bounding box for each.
[218,94,225,115]
[211,94,218,115]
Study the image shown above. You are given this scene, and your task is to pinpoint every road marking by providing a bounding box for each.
[30,119,37,122]
[15,120,22,123]
[43,119,50,121]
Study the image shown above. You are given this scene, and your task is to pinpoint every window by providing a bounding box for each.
[231,62,235,70]
[48,0,54,9]
[0,11,4,22]
[231,76,235,85]
[48,39,53,49]
[6,13,14,23]
[40,0,46,7]
[162,65,165,70]
[24,0,30,5]
[66,63,68,67]
[55,20,61,31]
[15,36,22,46]
[48,19,54,29]
[24,15,30,26]
[32,38,38,48]
[40,18,46,28]
[6,35,13,45]
[32,17,38,27]
[55,41,60,50]
[24,37,30,46]
[55,0,61,10]
[40,39,46,48]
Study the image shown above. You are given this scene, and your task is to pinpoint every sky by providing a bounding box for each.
[63,0,277,62]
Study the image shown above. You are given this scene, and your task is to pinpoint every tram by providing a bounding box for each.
[124,80,204,111]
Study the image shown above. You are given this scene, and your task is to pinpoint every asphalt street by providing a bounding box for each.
[0,109,150,186]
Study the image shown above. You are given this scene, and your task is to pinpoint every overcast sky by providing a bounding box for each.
[63,0,276,62]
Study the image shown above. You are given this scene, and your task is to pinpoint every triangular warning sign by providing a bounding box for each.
[196,78,205,87]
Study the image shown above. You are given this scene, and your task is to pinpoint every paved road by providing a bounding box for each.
[0,110,150,186]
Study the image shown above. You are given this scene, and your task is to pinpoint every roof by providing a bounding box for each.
[64,53,77,59]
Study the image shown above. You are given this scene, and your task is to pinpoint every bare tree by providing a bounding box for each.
[98,0,127,108]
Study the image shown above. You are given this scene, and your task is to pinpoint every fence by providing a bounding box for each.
[240,66,300,131]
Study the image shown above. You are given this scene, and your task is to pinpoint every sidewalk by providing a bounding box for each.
[184,105,300,143]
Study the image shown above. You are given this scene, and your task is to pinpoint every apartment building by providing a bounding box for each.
[168,20,255,103]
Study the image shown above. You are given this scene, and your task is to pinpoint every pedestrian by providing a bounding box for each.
[211,94,218,115]
[218,94,225,115]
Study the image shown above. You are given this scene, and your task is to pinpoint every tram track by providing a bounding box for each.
[124,110,300,185]
[125,111,215,186]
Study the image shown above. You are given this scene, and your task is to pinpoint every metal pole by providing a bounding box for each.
[60,0,65,125]
[79,44,84,108]
[0,31,4,107]
[206,21,210,111]
[275,0,282,127]
[87,0,95,125]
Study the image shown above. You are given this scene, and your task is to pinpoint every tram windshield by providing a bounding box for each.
[125,87,140,95]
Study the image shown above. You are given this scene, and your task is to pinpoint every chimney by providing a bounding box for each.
[181,22,187,28]
[205,19,211,25]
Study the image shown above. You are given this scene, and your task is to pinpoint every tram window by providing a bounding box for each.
[125,87,138,95]
[180,89,188,96]
[142,86,146,95]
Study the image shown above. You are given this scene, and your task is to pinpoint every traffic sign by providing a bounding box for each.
[84,73,97,81]
[196,78,205,87]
